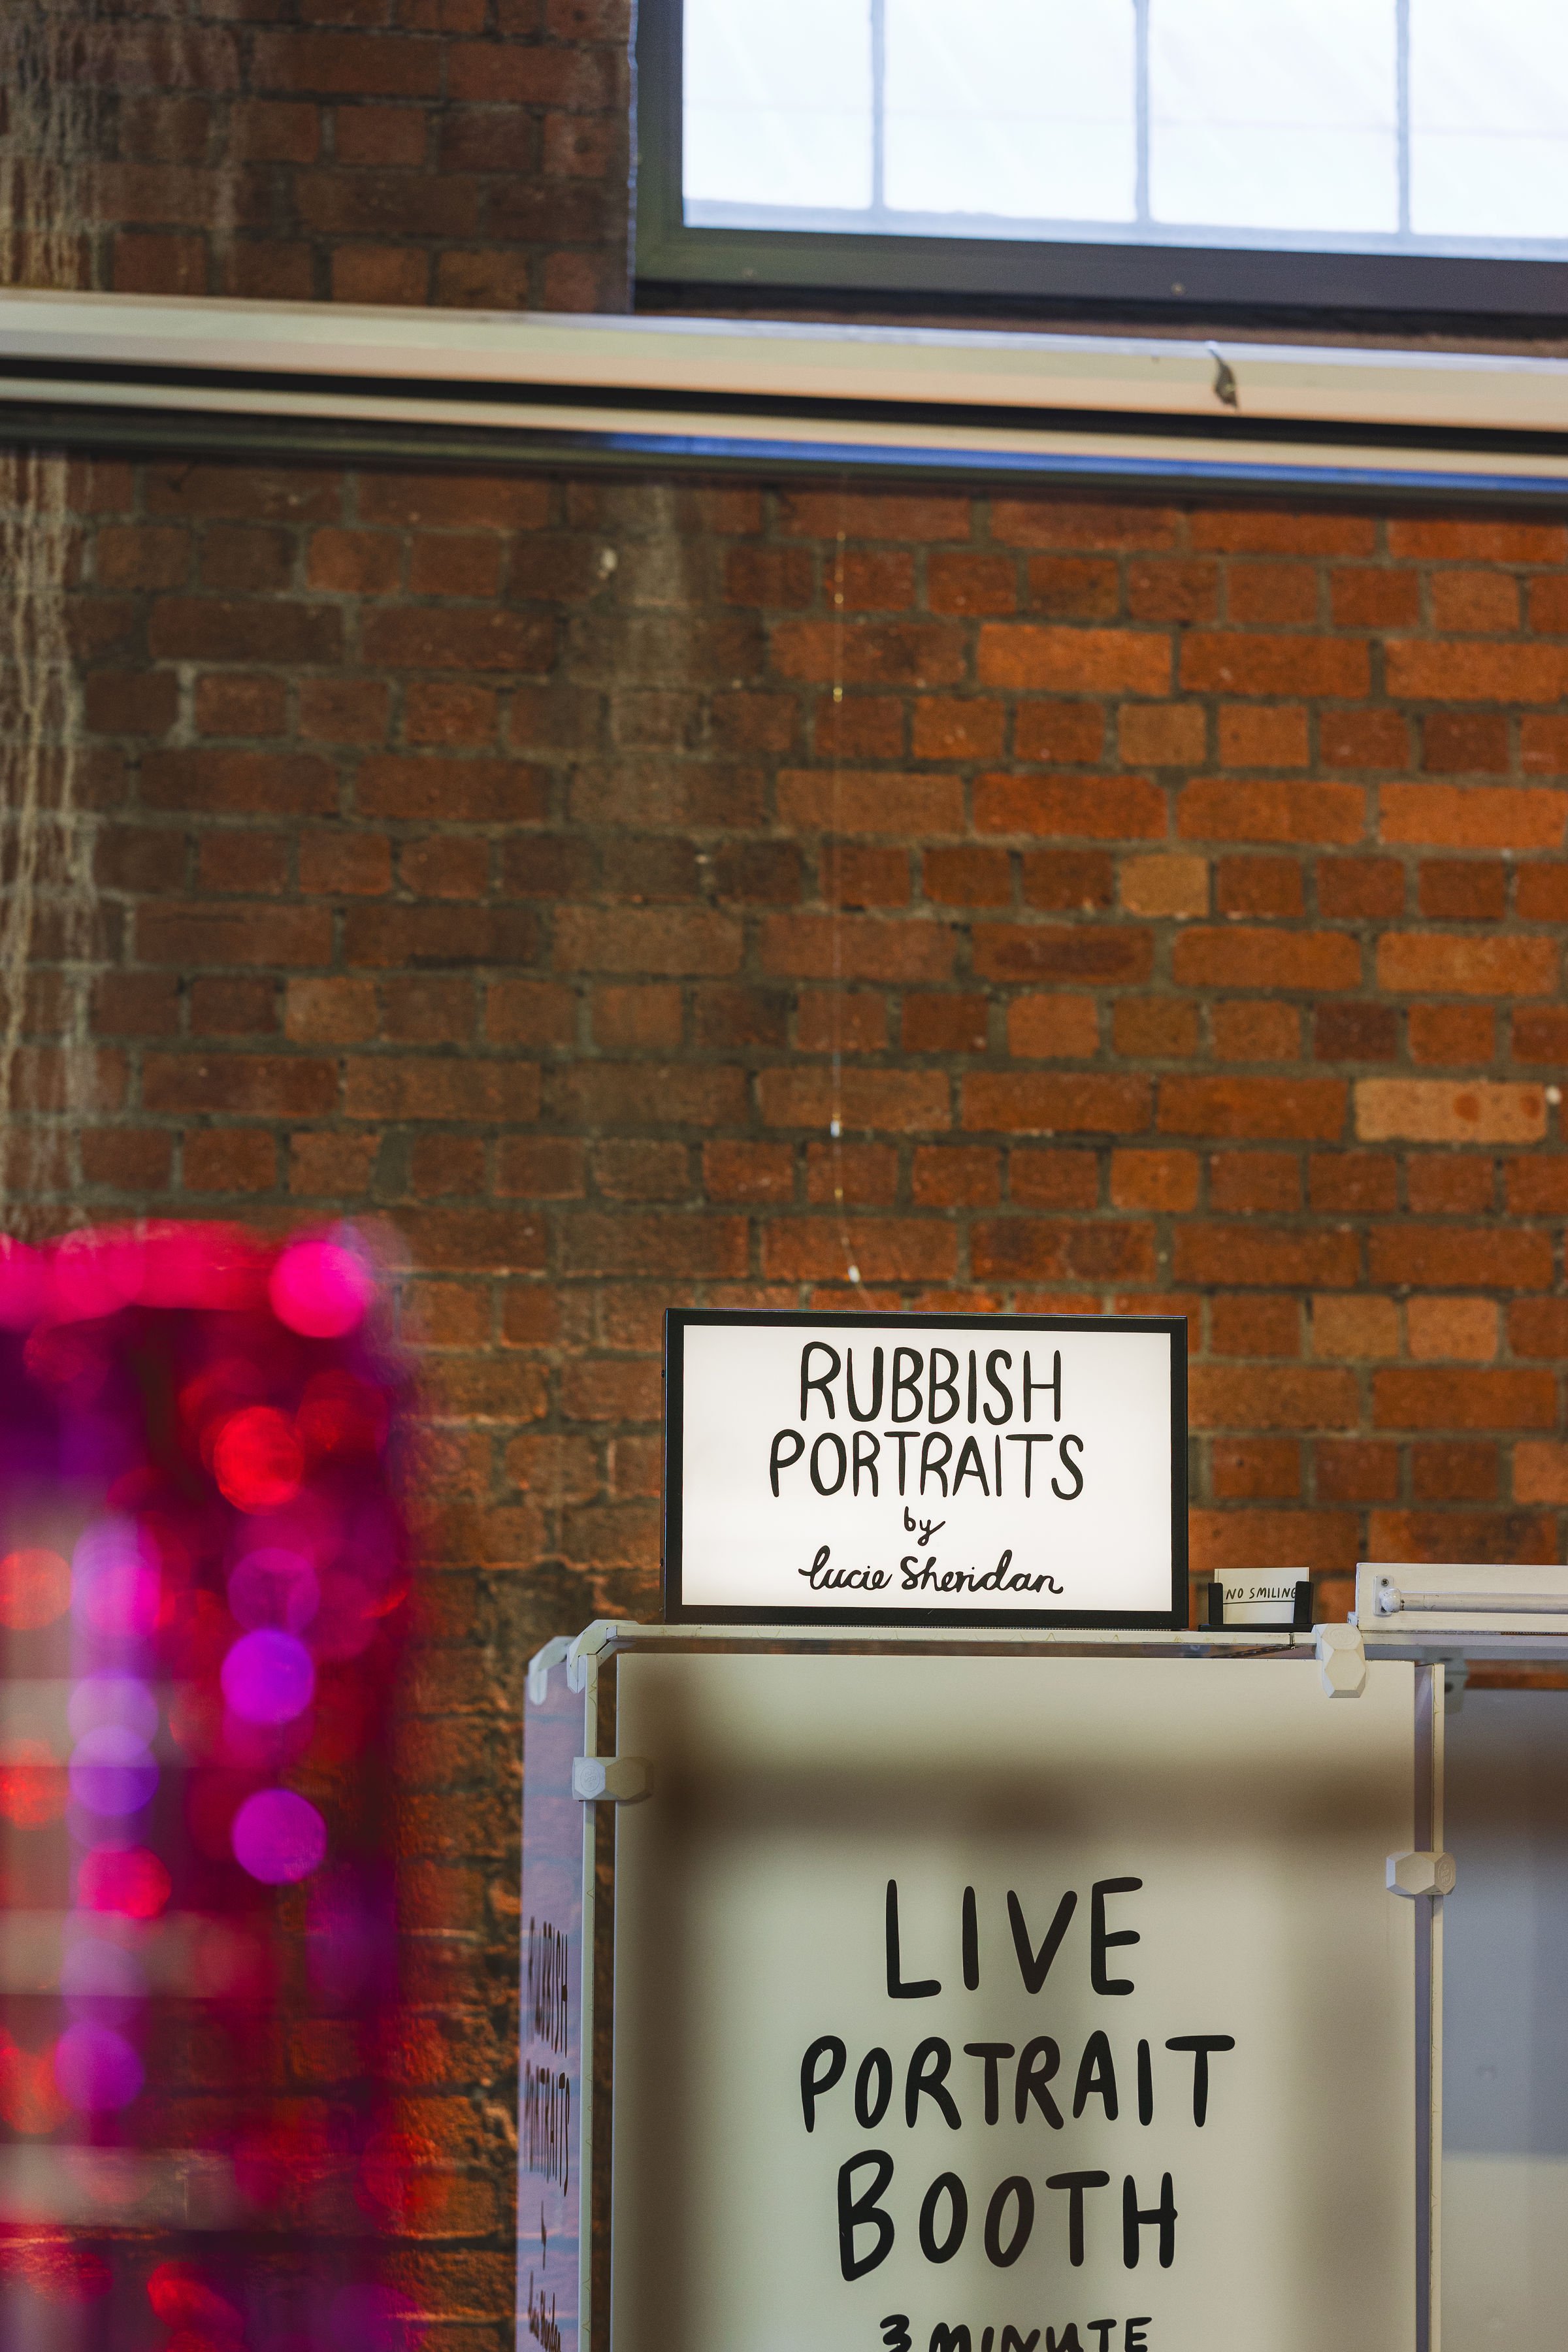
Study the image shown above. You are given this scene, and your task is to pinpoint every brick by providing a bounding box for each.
[1316,858,1403,919]
[1418,860,1507,921]
[1007,1150,1098,1209]
[1209,1294,1299,1357]
[553,907,740,978]
[1386,517,1567,562]
[1217,706,1311,768]
[1020,851,1114,911]
[1329,567,1420,629]
[1309,1152,1399,1213]
[1171,928,1361,991]
[1313,1004,1396,1063]
[1005,994,1100,1058]
[1376,933,1557,996]
[560,1214,746,1279]
[142,1054,336,1117]
[800,990,889,1051]
[1188,1509,1360,1576]
[1012,703,1105,764]
[928,553,1017,615]
[971,1220,1154,1284]
[1026,556,1120,617]
[1421,713,1511,774]
[497,1138,585,1198]
[1310,1294,1399,1360]
[1215,855,1303,918]
[137,902,332,968]
[923,847,1011,906]
[975,772,1167,839]
[972,925,1152,985]
[1380,785,1568,849]
[1512,1006,1568,1063]
[976,625,1170,693]
[1367,1227,1552,1288]
[1172,1224,1360,1287]
[1407,1296,1499,1362]
[1354,1079,1546,1144]
[991,500,1181,552]
[357,757,547,823]
[962,1073,1149,1134]
[345,1060,540,1121]
[1160,1075,1344,1141]
[1411,1442,1498,1501]
[1120,854,1208,916]
[759,1068,947,1134]
[1407,1156,1494,1214]
[1516,863,1568,920]
[1126,559,1217,623]
[1409,1004,1495,1064]
[1179,634,1368,697]
[1177,779,1365,843]
[1117,703,1206,766]
[703,1141,793,1204]
[1386,640,1568,702]
[1110,1149,1198,1211]
[778,765,964,834]
[1365,1509,1555,1565]
[1190,1365,1358,1431]
[1316,1441,1399,1502]
[770,620,964,687]
[1113,998,1199,1058]
[902,994,988,1054]
[1373,1369,1557,1431]
[912,1146,999,1207]
[183,1128,277,1193]
[1514,1443,1568,1504]
[1208,1151,1300,1211]
[910,699,1006,760]
[762,1219,955,1283]
[759,915,954,983]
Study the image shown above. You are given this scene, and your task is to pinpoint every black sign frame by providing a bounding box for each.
[662,1308,1188,1630]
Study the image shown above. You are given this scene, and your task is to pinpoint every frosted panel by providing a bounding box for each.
[1149,0,1397,233]
[885,0,1135,223]
[1412,0,1568,240]
[683,0,872,211]
[1443,1688,1568,2350]
[612,1652,1418,2352]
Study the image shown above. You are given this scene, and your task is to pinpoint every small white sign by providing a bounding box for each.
[664,1313,1186,1627]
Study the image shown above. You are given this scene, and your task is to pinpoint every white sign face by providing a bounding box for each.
[612,1652,1419,2352]
[664,1313,1184,1626]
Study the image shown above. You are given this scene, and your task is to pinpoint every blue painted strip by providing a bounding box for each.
[593,429,1568,499]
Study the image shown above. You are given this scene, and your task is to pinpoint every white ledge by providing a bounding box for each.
[1,289,1567,495]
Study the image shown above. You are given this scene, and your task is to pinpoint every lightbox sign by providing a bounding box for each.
[662,1311,1186,1629]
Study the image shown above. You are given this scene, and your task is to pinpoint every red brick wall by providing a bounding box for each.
[37,0,632,312]
[29,459,1568,2339]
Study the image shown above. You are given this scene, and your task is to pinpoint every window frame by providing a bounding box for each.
[636,0,1568,324]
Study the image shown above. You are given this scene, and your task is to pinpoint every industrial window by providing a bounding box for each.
[636,0,1568,319]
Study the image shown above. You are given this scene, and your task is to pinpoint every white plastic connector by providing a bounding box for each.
[527,1637,572,1707]
[572,1756,653,1805]
[1316,1622,1367,1699]
[1386,1851,1457,1898]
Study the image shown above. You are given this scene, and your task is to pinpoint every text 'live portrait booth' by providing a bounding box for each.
[519,1311,1568,2352]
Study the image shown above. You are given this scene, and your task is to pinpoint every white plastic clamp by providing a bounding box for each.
[572,1756,653,1805]
[1386,1851,1457,1898]
[1315,1622,1367,1699]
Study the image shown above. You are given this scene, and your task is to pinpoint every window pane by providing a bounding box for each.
[683,0,872,213]
[1150,0,1397,235]
[885,0,1136,225]
[1412,0,1568,240]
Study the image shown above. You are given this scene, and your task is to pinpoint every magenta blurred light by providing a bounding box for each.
[270,1235,375,1340]
[68,1673,158,1744]
[221,1627,316,1726]
[68,1725,159,1817]
[229,1545,320,1633]
[231,1787,328,1884]
[54,2021,144,2112]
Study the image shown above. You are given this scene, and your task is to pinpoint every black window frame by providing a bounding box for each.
[636,0,1568,327]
